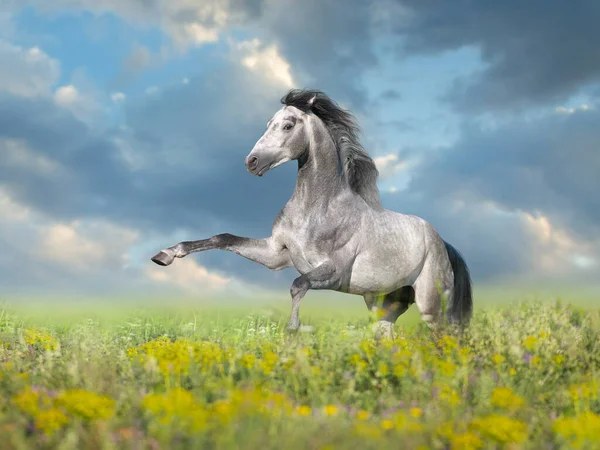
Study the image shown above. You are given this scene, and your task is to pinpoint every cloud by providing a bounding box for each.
[233,38,296,88]
[145,258,231,292]
[373,153,407,179]
[0,41,59,97]
[390,0,600,112]
[384,101,600,282]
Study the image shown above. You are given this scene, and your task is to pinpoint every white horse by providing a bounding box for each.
[151,89,473,338]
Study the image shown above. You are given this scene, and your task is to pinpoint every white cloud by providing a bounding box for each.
[35,220,140,272]
[555,103,594,114]
[1,138,61,175]
[233,38,295,88]
[374,153,407,179]
[0,187,139,273]
[522,212,598,274]
[53,83,102,122]
[111,92,126,103]
[54,84,79,104]
[146,257,231,291]
[0,40,60,97]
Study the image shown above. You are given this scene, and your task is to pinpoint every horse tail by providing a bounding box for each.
[443,240,473,326]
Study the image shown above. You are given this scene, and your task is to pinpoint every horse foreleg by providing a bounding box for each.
[287,260,339,331]
[151,234,292,270]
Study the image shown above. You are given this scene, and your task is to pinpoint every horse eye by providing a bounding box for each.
[283,123,294,131]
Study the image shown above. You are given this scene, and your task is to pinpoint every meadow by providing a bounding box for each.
[0,294,598,449]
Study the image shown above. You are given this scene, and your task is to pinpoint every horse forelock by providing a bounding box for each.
[280,89,382,209]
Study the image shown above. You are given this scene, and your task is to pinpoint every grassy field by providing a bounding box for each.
[0,296,599,449]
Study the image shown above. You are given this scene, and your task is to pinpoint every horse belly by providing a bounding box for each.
[346,256,414,295]
[349,246,423,295]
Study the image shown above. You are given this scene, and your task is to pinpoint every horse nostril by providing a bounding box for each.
[247,155,259,170]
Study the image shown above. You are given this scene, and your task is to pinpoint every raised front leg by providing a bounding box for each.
[151,234,292,270]
[287,260,340,331]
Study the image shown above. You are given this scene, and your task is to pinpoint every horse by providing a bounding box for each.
[151,89,473,338]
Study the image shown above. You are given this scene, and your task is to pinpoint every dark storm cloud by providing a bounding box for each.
[259,0,378,109]
[380,105,600,280]
[392,0,600,112]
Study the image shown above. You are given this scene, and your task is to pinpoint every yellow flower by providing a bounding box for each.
[410,407,423,419]
[260,351,279,375]
[438,359,457,377]
[522,335,538,351]
[509,368,517,376]
[34,408,69,435]
[132,337,193,376]
[492,354,506,365]
[143,388,207,431]
[553,354,565,365]
[323,405,338,416]
[297,405,312,416]
[378,363,389,376]
[13,387,43,416]
[381,419,394,430]
[240,353,256,369]
[451,432,483,450]
[438,385,462,407]
[470,414,527,444]
[24,328,58,351]
[356,410,370,421]
[490,387,525,410]
[553,412,600,447]
[55,389,115,421]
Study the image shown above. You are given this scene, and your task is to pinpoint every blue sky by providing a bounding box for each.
[1,0,599,301]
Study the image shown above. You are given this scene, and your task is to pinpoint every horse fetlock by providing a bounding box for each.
[372,320,394,340]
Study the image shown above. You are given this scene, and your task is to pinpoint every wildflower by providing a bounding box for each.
[470,415,527,444]
[410,407,423,419]
[509,368,517,376]
[451,432,483,450]
[13,386,44,416]
[55,389,115,421]
[377,363,389,376]
[490,387,525,410]
[240,353,256,369]
[24,328,58,351]
[492,354,506,365]
[438,385,462,407]
[553,354,565,365]
[323,405,338,416]
[260,351,278,375]
[34,408,68,435]
[356,410,370,421]
[381,419,394,430]
[437,359,457,377]
[522,335,538,351]
[553,412,600,447]
[297,405,311,416]
[143,388,207,431]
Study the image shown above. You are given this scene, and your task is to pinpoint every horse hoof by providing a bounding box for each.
[151,251,174,266]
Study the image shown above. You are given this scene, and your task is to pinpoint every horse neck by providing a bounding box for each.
[291,121,346,208]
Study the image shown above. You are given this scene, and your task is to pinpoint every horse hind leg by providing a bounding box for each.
[367,286,414,339]
[412,267,446,331]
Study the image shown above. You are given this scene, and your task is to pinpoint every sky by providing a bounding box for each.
[1,0,599,302]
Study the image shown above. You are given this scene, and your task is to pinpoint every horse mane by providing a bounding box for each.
[280,89,382,210]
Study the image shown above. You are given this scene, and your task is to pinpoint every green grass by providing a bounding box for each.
[0,297,598,449]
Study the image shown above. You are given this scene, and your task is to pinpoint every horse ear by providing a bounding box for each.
[307,95,317,108]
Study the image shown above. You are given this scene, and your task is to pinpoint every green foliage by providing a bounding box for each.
[0,300,598,449]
